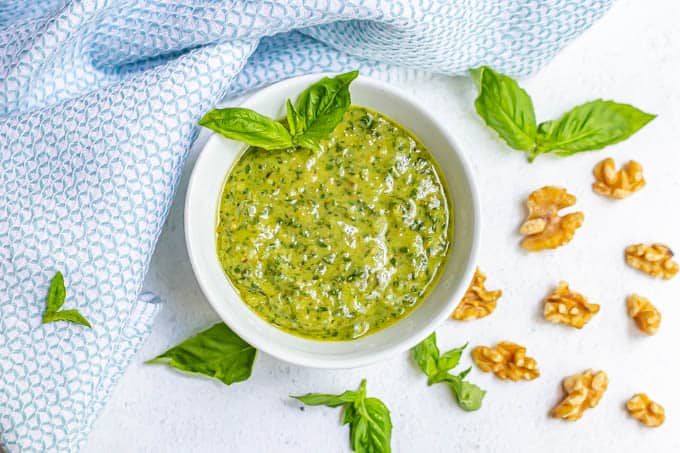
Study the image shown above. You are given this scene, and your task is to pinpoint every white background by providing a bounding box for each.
[85,0,680,451]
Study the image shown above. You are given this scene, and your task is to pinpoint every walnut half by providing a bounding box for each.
[627,393,665,427]
[520,186,584,251]
[627,294,661,335]
[451,267,502,321]
[592,158,645,199]
[625,243,678,279]
[472,342,539,381]
[544,281,600,329]
[551,369,608,421]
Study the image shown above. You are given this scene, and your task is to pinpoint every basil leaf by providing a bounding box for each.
[456,366,472,381]
[349,397,392,453]
[199,107,293,150]
[43,309,92,328]
[447,377,486,412]
[473,66,537,151]
[42,271,92,328]
[147,323,256,385]
[292,390,357,408]
[412,332,440,380]
[46,271,66,312]
[294,379,392,453]
[437,343,467,373]
[291,70,358,150]
[285,99,303,137]
[412,333,485,411]
[536,100,656,156]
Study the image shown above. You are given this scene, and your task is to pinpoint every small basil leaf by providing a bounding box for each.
[473,66,537,151]
[42,272,92,328]
[536,99,656,156]
[292,390,357,408]
[292,70,358,149]
[349,397,392,453]
[447,377,486,412]
[437,343,468,373]
[412,332,440,380]
[147,323,256,385]
[285,99,303,137]
[46,271,66,312]
[43,309,92,328]
[456,366,472,381]
[199,107,293,150]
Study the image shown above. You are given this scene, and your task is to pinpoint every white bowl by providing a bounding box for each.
[185,73,479,369]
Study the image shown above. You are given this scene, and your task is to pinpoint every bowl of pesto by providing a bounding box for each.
[186,73,479,368]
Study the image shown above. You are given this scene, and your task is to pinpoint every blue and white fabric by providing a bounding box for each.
[0,1,612,451]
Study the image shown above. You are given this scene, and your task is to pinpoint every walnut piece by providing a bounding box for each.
[625,243,679,279]
[627,294,661,335]
[472,342,539,381]
[627,393,665,427]
[592,158,645,199]
[520,186,584,251]
[451,267,502,321]
[543,281,600,329]
[551,369,608,421]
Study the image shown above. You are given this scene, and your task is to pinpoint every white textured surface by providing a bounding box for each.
[85,1,680,451]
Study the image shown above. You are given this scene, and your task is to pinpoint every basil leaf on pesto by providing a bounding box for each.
[535,100,656,156]
[199,107,293,150]
[412,332,485,411]
[147,323,256,385]
[289,70,359,150]
[285,99,303,136]
[199,71,359,152]
[292,379,392,453]
[473,66,537,152]
[42,271,92,328]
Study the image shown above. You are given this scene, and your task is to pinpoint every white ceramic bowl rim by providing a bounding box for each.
[185,73,480,369]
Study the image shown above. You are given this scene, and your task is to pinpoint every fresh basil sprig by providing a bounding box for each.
[199,70,359,151]
[42,271,92,327]
[147,323,256,386]
[412,332,485,411]
[472,66,656,162]
[292,379,392,453]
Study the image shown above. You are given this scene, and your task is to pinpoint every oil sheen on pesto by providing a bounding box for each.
[217,106,451,340]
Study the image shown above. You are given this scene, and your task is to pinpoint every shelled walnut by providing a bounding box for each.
[592,158,645,199]
[543,281,599,329]
[627,294,661,335]
[551,369,608,421]
[625,243,678,279]
[472,342,539,381]
[520,186,584,251]
[451,268,502,320]
[627,393,665,427]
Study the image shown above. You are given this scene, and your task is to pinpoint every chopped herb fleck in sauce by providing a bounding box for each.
[217,106,451,340]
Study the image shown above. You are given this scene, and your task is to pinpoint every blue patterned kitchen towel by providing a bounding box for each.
[0,1,612,451]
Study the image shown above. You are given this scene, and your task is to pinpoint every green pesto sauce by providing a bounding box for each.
[216,106,452,340]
